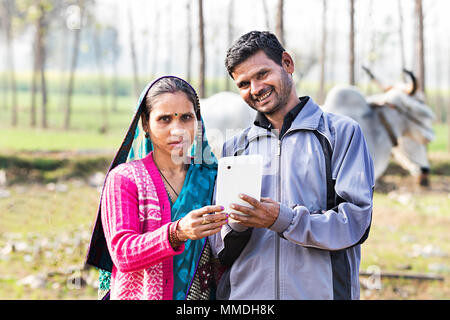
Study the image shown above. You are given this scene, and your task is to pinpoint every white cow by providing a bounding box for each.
[200,92,256,157]
[322,70,435,184]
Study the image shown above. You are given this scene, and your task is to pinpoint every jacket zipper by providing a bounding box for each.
[275,138,281,299]
[248,131,282,299]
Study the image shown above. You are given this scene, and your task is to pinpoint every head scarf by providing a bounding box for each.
[85,76,217,300]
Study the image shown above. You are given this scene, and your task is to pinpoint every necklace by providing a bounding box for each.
[157,167,179,200]
[152,153,189,202]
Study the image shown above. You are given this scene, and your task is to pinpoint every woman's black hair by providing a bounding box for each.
[141,77,200,123]
[225,31,285,78]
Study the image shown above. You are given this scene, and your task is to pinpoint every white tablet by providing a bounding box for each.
[215,155,263,220]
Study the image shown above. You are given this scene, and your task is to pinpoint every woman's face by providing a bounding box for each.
[143,91,197,160]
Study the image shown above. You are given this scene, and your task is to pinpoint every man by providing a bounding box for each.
[209,31,374,300]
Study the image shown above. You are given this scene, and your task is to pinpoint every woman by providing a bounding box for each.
[85,76,227,300]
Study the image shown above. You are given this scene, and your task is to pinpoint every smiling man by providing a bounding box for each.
[209,31,375,300]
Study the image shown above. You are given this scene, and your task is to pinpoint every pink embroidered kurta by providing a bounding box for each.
[101,152,184,300]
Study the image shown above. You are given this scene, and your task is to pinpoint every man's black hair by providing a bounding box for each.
[225,31,285,78]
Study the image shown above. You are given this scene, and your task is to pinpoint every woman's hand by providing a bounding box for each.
[177,205,228,241]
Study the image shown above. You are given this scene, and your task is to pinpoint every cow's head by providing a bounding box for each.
[363,67,435,145]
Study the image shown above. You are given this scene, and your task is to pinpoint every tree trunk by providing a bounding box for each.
[261,0,270,30]
[150,4,160,78]
[329,2,337,85]
[37,9,48,129]
[111,28,119,113]
[186,0,192,83]
[198,0,206,98]
[1,64,6,114]
[111,4,119,113]
[5,0,18,126]
[31,11,44,128]
[64,0,84,130]
[275,0,284,45]
[40,34,48,129]
[447,36,450,152]
[128,3,140,99]
[349,0,355,85]
[318,0,327,104]
[165,2,172,74]
[366,0,375,95]
[397,0,406,82]
[225,0,234,91]
[415,0,425,94]
[57,23,68,114]
[140,9,149,79]
[30,40,38,128]
[94,26,108,134]
[433,38,442,123]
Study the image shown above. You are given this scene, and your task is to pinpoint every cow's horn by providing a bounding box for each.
[362,65,388,92]
[402,69,417,96]
[362,65,376,80]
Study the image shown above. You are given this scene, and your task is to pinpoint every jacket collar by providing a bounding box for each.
[247,97,323,141]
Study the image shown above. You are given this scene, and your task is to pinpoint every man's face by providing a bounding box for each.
[231,50,294,116]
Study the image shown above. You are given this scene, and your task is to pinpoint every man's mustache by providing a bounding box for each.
[251,87,273,101]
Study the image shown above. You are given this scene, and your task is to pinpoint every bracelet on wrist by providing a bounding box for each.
[169,219,186,248]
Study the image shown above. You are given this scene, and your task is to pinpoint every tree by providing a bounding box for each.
[349,0,355,85]
[397,0,406,81]
[64,0,85,130]
[93,23,108,133]
[150,3,160,78]
[186,0,192,83]
[261,0,270,31]
[128,2,140,99]
[0,0,18,126]
[151,2,161,77]
[415,0,425,94]
[318,0,327,104]
[198,0,205,98]
[225,0,234,91]
[165,2,172,75]
[434,37,442,123]
[110,24,120,113]
[448,44,450,152]
[30,1,50,129]
[25,0,61,129]
[275,0,284,46]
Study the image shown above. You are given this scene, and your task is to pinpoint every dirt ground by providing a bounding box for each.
[360,153,450,300]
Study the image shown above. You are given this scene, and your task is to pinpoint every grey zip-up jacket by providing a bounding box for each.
[209,97,374,300]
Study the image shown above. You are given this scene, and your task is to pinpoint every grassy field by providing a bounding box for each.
[0,91,134,153]
[360,173,450,299]
[0,182,100,299]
